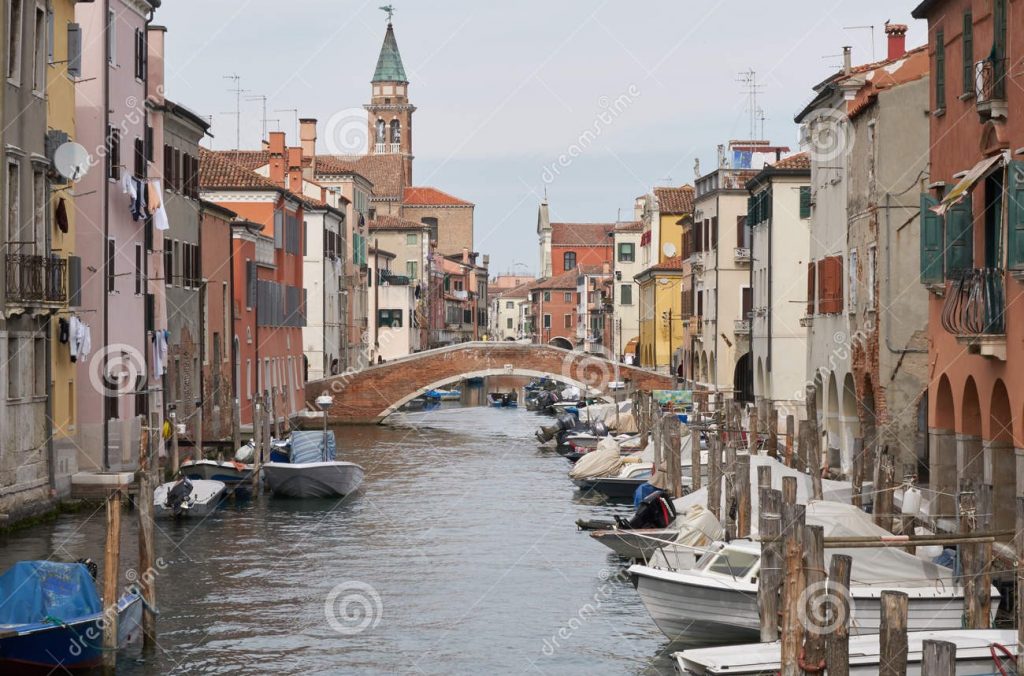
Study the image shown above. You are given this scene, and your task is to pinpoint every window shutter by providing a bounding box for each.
[67,24,82,78]
[833,255,844,314]
[920,192,944,283]
[807,261,816,315]
[945,193,973,274]
[163,145,172,182]
[68,255,82,306]
[962,12,973,96]
[711,216,718,249]
[747,195,755,226]
[799,186,812,219]
[935,30,946,109]
[1008,161,1024,269]
[695,224,703,252]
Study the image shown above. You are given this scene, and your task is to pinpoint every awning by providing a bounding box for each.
[933,152,1005,216]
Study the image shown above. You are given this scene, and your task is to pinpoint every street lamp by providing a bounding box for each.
[315,394,333,461]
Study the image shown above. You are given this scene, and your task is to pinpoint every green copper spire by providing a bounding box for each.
[371,22,408,84]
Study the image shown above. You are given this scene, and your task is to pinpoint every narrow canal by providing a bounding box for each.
[1,405,679,674]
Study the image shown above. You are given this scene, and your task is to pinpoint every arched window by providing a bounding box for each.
[375,119,386,144]
[421,217,438,243]
[390,119,401,144]
[563,251,577,271]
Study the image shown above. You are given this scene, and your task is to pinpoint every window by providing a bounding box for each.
[106,126,120,180]
[106,238,116,293]
[67,23,81,77]
[406,233,417,245]
[505,301,514,309]
[378,308,403,328]
[617,242,635,262]
[406,260,417,279]
[799,186,812,219]
[135,243,144,295]
[710,216,718,249]
[8,0,22,82]
[32,167,45,248]
[506,317,513,329]
[867,245,877,310]
[421,217,438,243]
[246,359,252,400]
[164,240,173,286]
[543,291,551,302]
[962,11,973,96]
[994,0,1007,99]
[46,9,53,64]
[33,337,46,397]
[134,138,145,179]
[6,160,20,246]
[133,28,146,80]
[32,5,45,92]
[564,314,572,329]
[543,314,551,329]
[620,284,632,305]
[934,29,945,111]
[807,261,816,315]
[848,249,857,309]
[7,337,22,399]
[564,292,572,303]
[106,8,115,65]
[736,216,749,248]
[563,251,576,271]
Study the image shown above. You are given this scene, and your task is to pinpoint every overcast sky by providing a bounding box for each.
[157,1,927,277]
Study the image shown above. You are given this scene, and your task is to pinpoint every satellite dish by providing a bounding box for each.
[53,142,91,182]
[663,242,677,258]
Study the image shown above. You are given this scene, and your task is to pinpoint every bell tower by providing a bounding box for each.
[365,17,415,185]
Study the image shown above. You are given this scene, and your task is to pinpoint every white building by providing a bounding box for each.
[747,152,811,416]
[301,186,349,380]
[612,221,642,361]
[490,284,531,341]
[368,246,419,361]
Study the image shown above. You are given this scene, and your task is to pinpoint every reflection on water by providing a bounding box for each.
[0,404,682,675]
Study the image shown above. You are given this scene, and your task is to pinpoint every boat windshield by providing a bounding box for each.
[704,549,759,578]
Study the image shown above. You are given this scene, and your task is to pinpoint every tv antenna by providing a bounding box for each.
[843,25,875,61]
[274,108,299,142]
[736,69,764,139]
[222,74,248,150]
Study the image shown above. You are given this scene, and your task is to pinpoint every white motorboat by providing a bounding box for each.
[153,478,226,519]
[262,430,364,498]
[179,459,254,485]
[674,629,1019,675]
[629,501,1000,643]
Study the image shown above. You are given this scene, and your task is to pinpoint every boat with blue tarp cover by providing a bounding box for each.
[0,560,142,673]
[262,430,364,498]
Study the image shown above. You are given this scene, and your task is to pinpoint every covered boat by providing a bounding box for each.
[0,561,142,672]
[262,430,364,498]
[179,441,255,485]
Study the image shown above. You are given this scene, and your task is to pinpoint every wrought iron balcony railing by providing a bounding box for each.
[733,319,751,334]
[734,247,751,263]
[941,267,1005,336]
[5,254,67,305]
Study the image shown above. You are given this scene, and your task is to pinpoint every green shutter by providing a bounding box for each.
[747,195,755,225]
[799,186,811,219]
[945,193,973,274]
[962,12,973,96]
[935,30,946,110]
[1008,161,1024,269]
[920,193,944,284]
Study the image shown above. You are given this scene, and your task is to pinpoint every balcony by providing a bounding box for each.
[375,142,401,154]
[5,254,67,306]
[733,319,751,335]
[378,271,410,286]
[734,247,751,264]
[975,58,1007,120]
[941,268,1006,359]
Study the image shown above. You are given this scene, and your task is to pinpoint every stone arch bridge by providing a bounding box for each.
[305,342,675,424]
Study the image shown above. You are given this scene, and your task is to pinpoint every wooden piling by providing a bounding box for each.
[850,437,864,508]
[736,454,751,538]
[879,590,909,676]
[169,411,179,478]
[137,414,158,647]
[708,434,722,519]
[748,405,758,452]
[652,411,664,487]
[785,414,795,467]
[232,397,242,457]
[252,401,263,494]
[804,383,822,480]
[102,489,121,674]
[689,427,702,490]
[958,479,990,629]
[802,525,827,671]
[757,464,771,492]
[757,487,782,642]
[724,435,738,539]
[767,405,778,458]
[825,554,852,676]
[921,640,956,676]
[800,420,823,500]
[662,413,682,497]
[779,502,806,676]
[873,451,895,531]
[195,404,204,462]
[782,475,797,505]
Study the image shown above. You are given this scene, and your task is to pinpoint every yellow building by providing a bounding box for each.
[636,258,685,371]
[48,0,79,447]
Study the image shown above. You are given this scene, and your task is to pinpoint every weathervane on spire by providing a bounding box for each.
[379,4,395,23]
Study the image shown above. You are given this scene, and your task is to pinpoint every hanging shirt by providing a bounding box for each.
[56,198,69,234]
[131,178,147,221]
[120,173,136,200]
[79,324,92,361]
[153,202,170,231]
[58,318,70,344]
[68,316,81,362]
[152,330,167,378]
[147,180,162,214]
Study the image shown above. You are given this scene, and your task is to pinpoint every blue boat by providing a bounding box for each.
[0,560,143,673]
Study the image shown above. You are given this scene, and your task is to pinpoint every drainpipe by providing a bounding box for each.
[767,190,773,376]
[101,0,111,469]
[885,192,927,354]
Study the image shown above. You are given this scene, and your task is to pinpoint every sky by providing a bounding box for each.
[156,1,927,277]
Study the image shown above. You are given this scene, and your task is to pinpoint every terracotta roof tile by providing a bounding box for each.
[317,154,406,199]
[368,214,430,231]
[550,222,616,247]
[653,185,695,215]
[637,257,685,277]
[772,152,811,170]
[845,46,929,119]
[199,148,282,192]
[614,220,643,232]
[494,283,532,299]
[215,150,270,171]
[529,266,602,290]
[403,186,473,207]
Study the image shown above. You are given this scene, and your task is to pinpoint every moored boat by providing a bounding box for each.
[153,478,226,519]
[262,430,364,498]
[179,458,254,485]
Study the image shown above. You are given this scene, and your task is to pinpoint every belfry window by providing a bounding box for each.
[390,119,401,144]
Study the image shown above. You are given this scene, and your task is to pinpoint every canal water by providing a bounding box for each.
[1,405,679,675]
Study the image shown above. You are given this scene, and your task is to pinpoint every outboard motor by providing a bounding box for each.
[535,412,577,443]
[614,490,678,530]
[165,477,194,517]
[592,421,609,438]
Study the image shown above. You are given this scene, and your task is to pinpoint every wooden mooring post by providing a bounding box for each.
[232,397,242,457]
[689,427,701,491]
[801,525,826,671]
[800,419,823,501]
[137,414,158,647]
[748,405,758,452]
[102,489,122,674]
[708,433,722,519]
[825,554,852,676]
[735,454,751,538]
[879,590,909,676]
[958,479,991,628]
[252,400,263,495]
[850,437,864,508]
[767,404,778,458]
[921,640,956,676]
[757,487,782,642]
[782,475,797,506]
[804,383,822,479]
[873,450,895,531]
[169,411,179,479]
[779,502,806,676]
[757,464,771,492]
[662,413,682,497]
[785,414,795,468]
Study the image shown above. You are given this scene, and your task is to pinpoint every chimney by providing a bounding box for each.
[885,23,908,60]
[299,118,317,179]
[842,46,852,75]
[462,247,470,264]
[146,26,166,106]
[268,131,286,186]
[287,147,303,196]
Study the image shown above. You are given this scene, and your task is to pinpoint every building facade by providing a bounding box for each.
[611,221,642,362]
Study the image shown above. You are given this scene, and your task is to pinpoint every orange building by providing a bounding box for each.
[913,0,1022,529]
[549,222,615,276]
